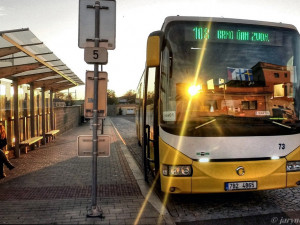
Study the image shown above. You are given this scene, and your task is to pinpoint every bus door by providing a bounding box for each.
[143,67,159,182]
[143,30,164,182]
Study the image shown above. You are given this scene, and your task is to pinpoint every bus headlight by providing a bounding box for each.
[287,161,300,172]
[162,165,192,176]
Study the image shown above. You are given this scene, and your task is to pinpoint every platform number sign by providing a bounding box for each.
[84,47,108,64]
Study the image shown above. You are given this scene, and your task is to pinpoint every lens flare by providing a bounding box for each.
[134,174,160,225]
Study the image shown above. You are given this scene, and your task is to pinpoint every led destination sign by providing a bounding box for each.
[217,29,270,42]
[184,24,282,46]
[193,26,270,42]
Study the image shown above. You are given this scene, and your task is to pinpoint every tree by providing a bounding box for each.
[54,92,74,106]
[107,89,118,105]
[65,93,74,106]
[122,89,136,104]
[55,92,66,100]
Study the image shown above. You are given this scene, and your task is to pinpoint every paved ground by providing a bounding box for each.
[0,118,170,225]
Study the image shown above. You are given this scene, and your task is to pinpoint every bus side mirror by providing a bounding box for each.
[146,31,164,67]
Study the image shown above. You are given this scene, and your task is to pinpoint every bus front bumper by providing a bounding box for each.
[160,159,300,194]
[160,159,300,193]
[159,139,300,194]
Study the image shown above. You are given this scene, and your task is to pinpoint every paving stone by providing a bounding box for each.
[0,118,167,224]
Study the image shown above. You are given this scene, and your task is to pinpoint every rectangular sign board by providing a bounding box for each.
[78,135,110,157]
[84,47,108,64]
[78,0,116,50]
[84,71,107,118]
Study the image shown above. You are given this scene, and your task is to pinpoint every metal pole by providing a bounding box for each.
[92,0,99,208]
[100,65,104,135]
[30,83,35,137]
[13,79,20,158]
[41,87,46,145]
[87,0,103,218]
[49,90,54,130]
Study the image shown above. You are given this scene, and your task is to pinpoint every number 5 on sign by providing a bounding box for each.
[84,47,108,64]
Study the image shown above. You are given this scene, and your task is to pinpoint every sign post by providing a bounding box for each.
[78,0,116,219]
[91,1,100,217]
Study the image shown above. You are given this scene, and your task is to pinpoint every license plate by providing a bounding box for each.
[225,181,257,191]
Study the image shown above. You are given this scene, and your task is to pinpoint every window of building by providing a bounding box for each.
[242,101,257,110]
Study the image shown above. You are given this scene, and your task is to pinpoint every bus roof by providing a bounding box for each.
[161,16,298,32]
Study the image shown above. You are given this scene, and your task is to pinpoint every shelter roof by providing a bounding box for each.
[0,28,84,92]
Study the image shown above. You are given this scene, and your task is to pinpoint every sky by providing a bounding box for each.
[0,0,300,99]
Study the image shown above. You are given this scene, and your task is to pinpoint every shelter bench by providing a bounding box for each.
[45,130,60,142]
[20,136,43,153]
[4,149,14,159]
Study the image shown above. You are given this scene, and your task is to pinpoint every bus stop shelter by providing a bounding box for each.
[0,28,84,158]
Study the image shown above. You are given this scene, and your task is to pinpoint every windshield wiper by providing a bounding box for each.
[195,118,216,130]
[270,120,292,129]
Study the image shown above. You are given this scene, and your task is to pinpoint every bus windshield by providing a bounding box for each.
[160,21,300,137]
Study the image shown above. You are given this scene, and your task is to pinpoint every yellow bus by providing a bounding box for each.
[135,16,300,193]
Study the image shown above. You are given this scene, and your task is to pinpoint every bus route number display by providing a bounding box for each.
[186,25,282,46]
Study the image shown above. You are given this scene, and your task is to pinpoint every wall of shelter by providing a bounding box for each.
[54,106,82,134]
